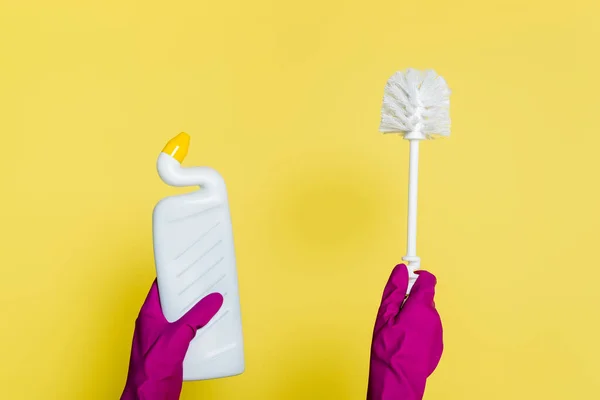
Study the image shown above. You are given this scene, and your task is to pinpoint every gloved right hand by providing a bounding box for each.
[367,264,444,400]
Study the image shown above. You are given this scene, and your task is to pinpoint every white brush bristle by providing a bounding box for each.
[379,68,451,139]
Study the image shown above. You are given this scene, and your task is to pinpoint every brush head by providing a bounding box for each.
[379,68,451,139]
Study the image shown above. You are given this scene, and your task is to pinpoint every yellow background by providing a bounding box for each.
[1,0,599,399]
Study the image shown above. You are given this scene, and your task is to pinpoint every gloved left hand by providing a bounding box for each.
[121,280,223,400]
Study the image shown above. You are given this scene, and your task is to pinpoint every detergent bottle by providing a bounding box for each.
[153,132,245,380]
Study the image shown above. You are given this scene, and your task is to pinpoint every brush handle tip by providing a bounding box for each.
[402,256,420,294]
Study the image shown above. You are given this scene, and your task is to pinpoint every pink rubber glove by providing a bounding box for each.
[121,280,223,400]
[367,264,443,400]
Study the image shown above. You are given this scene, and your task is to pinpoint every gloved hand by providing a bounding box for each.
[367,264,443,400]
[121,280,223,400]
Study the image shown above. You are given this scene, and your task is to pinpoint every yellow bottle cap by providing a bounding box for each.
[162,132,190,163]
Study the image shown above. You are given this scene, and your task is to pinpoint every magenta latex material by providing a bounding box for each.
[121,280,223,400]
[367,264,443,400]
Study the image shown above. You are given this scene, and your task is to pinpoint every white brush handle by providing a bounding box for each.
[403,139,421,294]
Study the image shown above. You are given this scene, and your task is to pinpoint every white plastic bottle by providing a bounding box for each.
[152,132,245,381]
